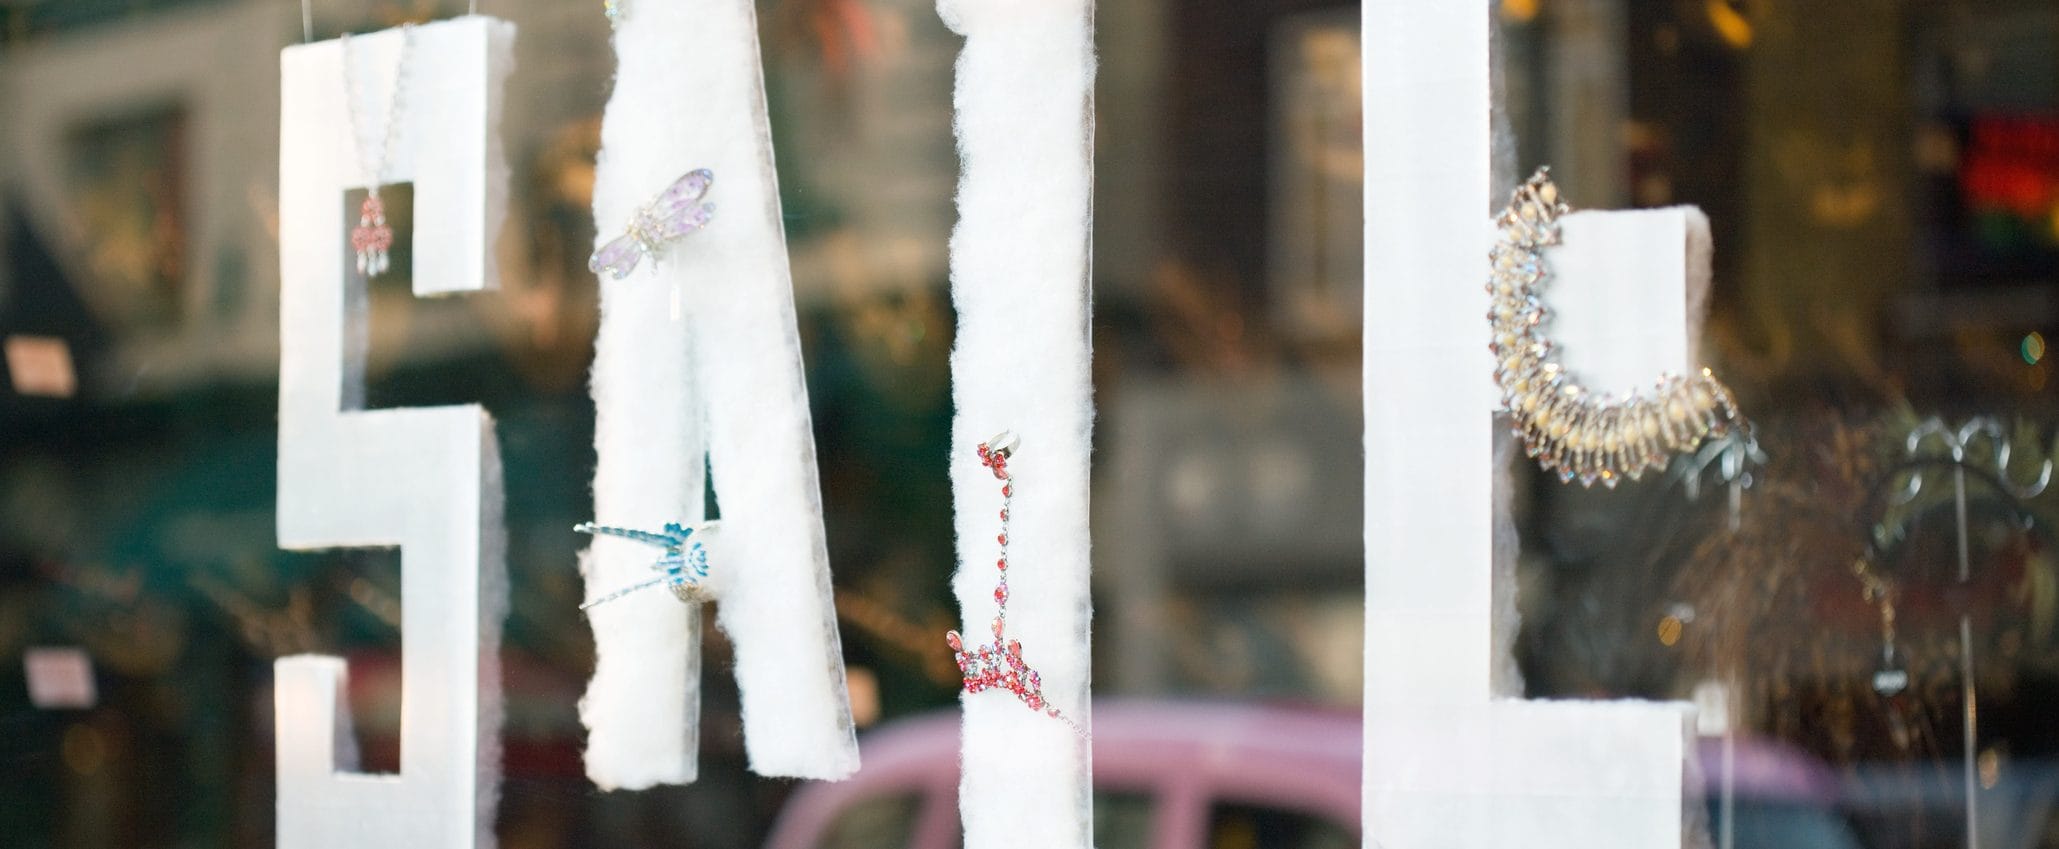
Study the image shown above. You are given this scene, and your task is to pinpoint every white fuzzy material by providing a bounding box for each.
[939,1,1097,847]
[582,0,857,789]
[1362,3,1689,847]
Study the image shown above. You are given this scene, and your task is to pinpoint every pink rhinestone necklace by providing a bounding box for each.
[340,24,413,278]
[946,432,1086,737]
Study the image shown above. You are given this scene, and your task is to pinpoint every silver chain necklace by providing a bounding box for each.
[341,23,414,277]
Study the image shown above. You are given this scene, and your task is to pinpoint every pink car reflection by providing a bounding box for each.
[764,700,1362,849]
[766,699,1874,849]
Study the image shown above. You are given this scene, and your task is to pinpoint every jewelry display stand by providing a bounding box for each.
[581,0,857,789]
[1890,417,2053,849]
[274,16,514,849]
[938,0,1098,846]
[1361,3,1695,846]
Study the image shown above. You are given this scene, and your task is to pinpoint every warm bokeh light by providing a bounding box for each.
[1706,0,1752,49]
[1657,615,1684,647]
[846,666,881,728]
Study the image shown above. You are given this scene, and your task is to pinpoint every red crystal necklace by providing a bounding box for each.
[340,23,414,278]
[946,432,1086,737]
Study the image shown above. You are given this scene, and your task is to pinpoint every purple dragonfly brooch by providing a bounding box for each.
[588,169,716,280]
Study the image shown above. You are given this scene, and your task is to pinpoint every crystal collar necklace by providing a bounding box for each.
[1489,168,1748,487]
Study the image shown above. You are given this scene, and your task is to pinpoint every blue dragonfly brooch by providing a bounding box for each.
[574,521,716,609]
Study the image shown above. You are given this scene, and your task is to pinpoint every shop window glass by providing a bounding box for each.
[816,791,922,849]
[1204,801,1353,849]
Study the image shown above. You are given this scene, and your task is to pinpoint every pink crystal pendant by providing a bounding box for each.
[945,432,1087,738]
[351,193,394,277]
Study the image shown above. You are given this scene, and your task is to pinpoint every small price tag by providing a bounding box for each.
[24,647,97,709]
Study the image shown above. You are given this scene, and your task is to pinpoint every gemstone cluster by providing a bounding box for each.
[1489,167,1747,488]
[351,194,393,276]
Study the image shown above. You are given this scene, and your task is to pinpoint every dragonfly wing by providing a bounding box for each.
[648,170,714,240]
[588,232,645,279]
[575,523,677,548]
[653,200,714,241]
[654,169,713,211]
